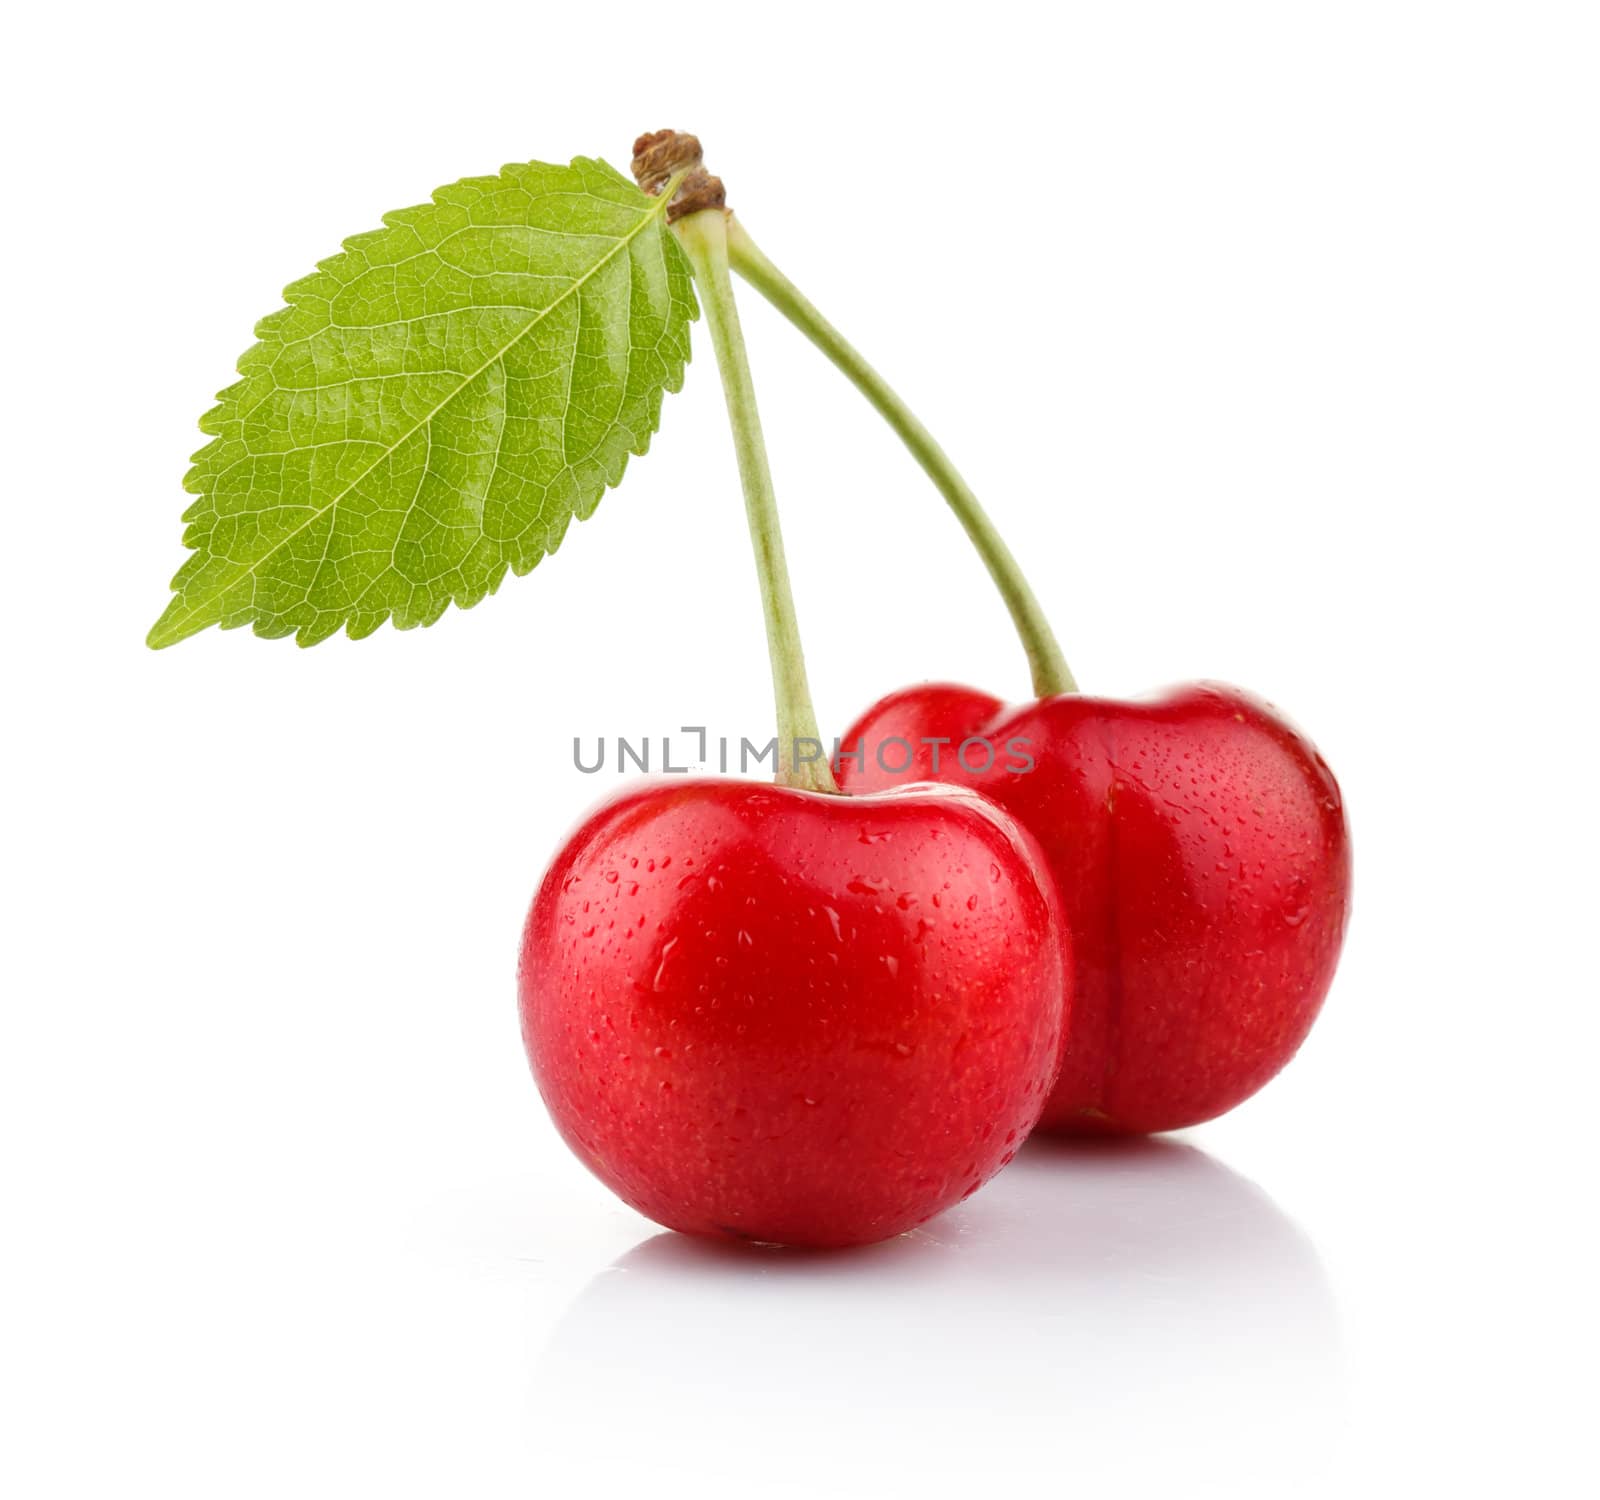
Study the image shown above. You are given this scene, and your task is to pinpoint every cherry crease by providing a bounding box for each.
[838,681,1351,1135]
[518,780,1068,1248]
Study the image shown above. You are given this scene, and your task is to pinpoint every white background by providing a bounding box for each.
[3,2,1597,1494]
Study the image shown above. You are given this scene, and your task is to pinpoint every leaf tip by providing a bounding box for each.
[146,598,209,651]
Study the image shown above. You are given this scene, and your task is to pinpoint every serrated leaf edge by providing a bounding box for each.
[149,158,695,649]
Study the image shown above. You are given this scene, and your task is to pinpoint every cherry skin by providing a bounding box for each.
[839,682,1351,1135]
[519,779,1068,1249]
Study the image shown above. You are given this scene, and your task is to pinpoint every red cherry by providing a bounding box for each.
[839,681,1351,1134]
[518,779,1068,1248]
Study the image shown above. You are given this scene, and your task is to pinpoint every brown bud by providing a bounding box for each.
[665,167,727,224]
[631,130,704,196]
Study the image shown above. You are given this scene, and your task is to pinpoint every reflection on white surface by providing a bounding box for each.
[533,1139,1342,1493]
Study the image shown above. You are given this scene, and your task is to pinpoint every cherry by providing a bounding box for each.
[839,681,1351,1134]
[518,780,1066,1247]
[726,217,1352,1134]
[518,185,1068,1248]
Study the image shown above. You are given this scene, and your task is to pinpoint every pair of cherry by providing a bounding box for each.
[520,680,1349,1249]
[517,138,1351,1250]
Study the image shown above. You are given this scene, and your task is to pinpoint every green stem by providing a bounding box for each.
[725,216,1077,698]
[675,209,839,794]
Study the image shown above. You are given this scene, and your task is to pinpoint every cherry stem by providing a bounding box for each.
[725,216,1077,699]
[674,209,839,795]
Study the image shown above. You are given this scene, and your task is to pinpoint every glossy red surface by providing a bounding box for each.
[518,780,1068,1248]
[840,682,1351,1134]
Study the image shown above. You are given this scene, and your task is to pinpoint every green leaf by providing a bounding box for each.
[148,157,695,649]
